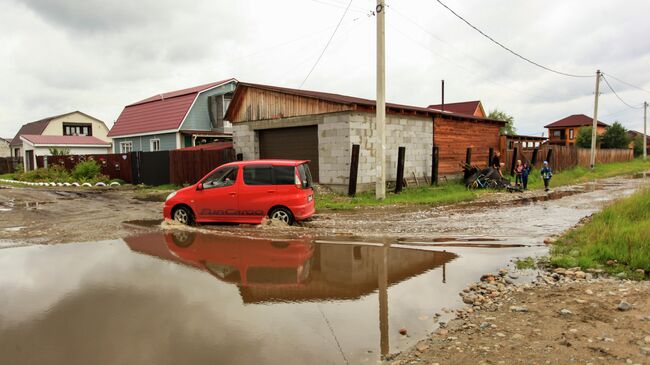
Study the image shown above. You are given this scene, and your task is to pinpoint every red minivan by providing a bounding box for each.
[163,160,315,225]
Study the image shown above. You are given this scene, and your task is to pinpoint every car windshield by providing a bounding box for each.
[203,166,238,188]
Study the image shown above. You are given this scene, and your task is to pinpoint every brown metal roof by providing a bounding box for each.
[428,100,482,116]
[544,114,609,128]
[226,82,504,124]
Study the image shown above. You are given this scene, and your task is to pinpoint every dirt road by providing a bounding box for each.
[0,175,647,245]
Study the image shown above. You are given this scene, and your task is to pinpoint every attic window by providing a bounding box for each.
[63,123,92,136]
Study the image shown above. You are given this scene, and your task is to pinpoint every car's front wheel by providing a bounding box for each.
[269,207,294,225]
[172,206,194,225]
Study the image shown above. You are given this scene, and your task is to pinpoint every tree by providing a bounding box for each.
[601,122,629,149]
[48,147,70,156]
[576,126,596,148]
[488,109,516,135]
[633,134,646,156]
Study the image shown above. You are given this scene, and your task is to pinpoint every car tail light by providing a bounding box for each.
[295,172,302,188]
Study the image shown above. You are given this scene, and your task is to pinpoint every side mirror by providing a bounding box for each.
[196,183,203,191]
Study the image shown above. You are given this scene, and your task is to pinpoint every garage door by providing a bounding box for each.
[258,125,319,182]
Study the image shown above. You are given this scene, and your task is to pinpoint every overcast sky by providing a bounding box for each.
[1,0,649,139]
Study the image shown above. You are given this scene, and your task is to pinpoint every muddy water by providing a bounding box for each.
[0,176,647,365]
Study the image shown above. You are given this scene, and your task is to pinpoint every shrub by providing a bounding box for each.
[17,165,71,182]
[72,160,102,181]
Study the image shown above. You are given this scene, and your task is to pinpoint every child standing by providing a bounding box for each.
[521,161,531,190]
[514,160,524,187]
[541,161,553,192]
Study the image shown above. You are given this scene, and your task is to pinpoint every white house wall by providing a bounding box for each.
[41,112,110,142]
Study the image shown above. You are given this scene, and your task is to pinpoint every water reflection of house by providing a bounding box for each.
[239,244,456,304]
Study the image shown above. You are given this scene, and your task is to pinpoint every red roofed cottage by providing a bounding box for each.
[108,79,237,153]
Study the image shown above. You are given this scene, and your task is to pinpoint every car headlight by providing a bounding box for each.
[165,191,177,201]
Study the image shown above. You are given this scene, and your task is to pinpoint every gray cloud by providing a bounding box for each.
[1,0,650,138]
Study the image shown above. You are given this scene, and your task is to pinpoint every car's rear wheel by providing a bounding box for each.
[171,231,195,247]
[269,207,294,225]
[173,206,194,225]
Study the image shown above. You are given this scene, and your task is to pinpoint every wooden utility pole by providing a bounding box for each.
[589,70,601,169]
[643,101,648,160]
[375,0,386,199]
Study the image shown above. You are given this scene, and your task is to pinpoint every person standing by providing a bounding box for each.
[521,161,531,190]
[514,160,524,187]
[541,161,553,192]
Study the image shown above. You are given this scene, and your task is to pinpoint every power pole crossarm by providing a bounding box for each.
[375,0,386,199]
[590,70,601,169]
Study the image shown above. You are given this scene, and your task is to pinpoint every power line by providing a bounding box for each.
[299,0,356,89]
[602,73,650,95]
[309,0,369,14]
[432,0,592,78]
[601,75,644,109]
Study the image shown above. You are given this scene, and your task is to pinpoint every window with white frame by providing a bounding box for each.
[120,141,133,153]
[150,138,160,151]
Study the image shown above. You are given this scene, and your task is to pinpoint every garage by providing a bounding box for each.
[258,125,320,182]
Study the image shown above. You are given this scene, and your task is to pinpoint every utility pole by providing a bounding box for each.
[643,101,648,160]
[589,70,601,169]
[375,0,386,199]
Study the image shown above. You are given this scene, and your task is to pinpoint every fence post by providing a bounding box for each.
[488,147,494,167]
[463,147,472,180]
[510,147,518,176]
[395,146,406,193]
[545,148,553,164]
[348,144,360,196]
[432,146,439,185]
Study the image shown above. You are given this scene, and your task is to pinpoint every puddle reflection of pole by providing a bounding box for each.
[442,250,447,284]
[378,242,389,356]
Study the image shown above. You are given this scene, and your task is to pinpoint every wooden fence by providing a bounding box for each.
[170,148,236,185]
[504,145,633,173]
[0,157,22,174]
[33,148,236,185]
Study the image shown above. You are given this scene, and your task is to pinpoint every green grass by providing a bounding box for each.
[550,187,650,279]
[316,158,650,211]
[316,181,484,210]
[515,257,536,270]
[525,158,650,190]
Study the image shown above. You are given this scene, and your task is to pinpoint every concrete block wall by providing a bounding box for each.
[349,113,432,188]
[318,114,350,185]
[232,123,258,159]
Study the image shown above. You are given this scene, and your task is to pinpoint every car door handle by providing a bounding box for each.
[229,192,237,197]
[267,190,276,193]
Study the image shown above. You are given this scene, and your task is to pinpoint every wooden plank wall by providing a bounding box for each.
[434,117,502,175]
[504,145,633,173]
[230,87,353,123]
[169,148,236,185]
[0,157,22,174]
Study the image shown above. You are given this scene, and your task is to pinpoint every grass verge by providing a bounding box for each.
[550,187,650,279]
[316,158,650,210]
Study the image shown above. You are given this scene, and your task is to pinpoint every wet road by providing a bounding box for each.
[0,175,647,364]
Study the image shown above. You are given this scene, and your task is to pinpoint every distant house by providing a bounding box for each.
[627,130,650,152]
[544,114,608,146]
[9,111,112,171]
[108,79,237,153]
[227,83,504,192]
[427,100,486,118]
[0,137,10,157]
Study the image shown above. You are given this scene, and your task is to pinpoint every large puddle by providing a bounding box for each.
[0,231,543,364]
[0,174,647,364]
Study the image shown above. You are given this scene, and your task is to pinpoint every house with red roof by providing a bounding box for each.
[427,100,486,118]
[108,79,237,153]
[9,111,111,171]
[544,114,609,146]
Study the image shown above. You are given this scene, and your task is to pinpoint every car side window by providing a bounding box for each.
[203,166,238,189]
[243,165,274,185]
[273,166,295,185]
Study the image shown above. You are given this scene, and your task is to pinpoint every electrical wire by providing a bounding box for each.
[299,0,356,89]
[602,75,644,109]
[309,0,369,14]
[602,73,650,95]
[432,0,593,78]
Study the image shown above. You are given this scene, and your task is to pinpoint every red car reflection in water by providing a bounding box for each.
[164,231,315,287]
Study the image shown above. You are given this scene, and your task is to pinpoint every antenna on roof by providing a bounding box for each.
[160,93,165,101]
